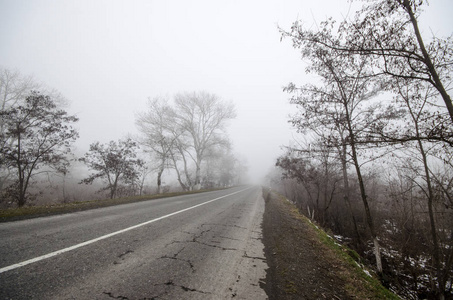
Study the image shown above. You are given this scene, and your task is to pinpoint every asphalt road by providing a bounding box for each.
[0,186,268,300]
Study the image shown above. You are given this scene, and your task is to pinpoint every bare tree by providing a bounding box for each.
[0,68,39,113]
[79,138,143,199]
[376,78,452,297]
[136,97,176,194]
[281,0,453,123]
[0,92,79,206]
[136,162,153,196]
[0,67,67,115]
[281,4,452,293]
[281,27,396,272]
[0,67,69,191]
[1,69,40,191]
[172,91,236,190]
[137,92,236,191]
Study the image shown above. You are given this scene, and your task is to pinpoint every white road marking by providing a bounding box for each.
[0,187,252,274]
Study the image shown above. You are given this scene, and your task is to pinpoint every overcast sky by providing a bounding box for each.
[1,0,452,182]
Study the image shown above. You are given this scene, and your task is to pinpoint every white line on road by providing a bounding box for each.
[0,187,252,274]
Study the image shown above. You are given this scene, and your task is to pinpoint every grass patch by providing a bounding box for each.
[313,225,398,299]
[0,188,226,222]
[284,280,298,294]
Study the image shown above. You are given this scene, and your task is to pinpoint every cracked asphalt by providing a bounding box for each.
[0,186,267,299]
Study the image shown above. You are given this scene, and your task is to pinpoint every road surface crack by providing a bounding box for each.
[158,246,196,273]
[103,292,129,299]
[202,223,247,230]
[160,280,212,295]
[219,235,243,241]
[192,227,211,241]
[166,239,189,246]
[118,249,134,259]
[113,249,134,265]
[243,251,266,261]
[188,225,238,250]
[192,240,237,251]
[103,291,156,300]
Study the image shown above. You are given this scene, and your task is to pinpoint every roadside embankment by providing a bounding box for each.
[261,188,400,299]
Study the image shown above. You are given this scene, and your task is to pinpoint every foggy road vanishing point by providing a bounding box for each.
[0,186,268,299]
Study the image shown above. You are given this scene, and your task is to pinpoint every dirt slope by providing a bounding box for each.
[261,189,399,300]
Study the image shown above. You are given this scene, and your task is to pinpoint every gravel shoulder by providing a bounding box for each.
[261,189,399,300]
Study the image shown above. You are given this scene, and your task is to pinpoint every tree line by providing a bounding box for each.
[0,68,244,207]
[272,1,452,299]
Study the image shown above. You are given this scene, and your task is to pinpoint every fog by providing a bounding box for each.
[1,0,452,183]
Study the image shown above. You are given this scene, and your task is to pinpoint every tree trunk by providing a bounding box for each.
[17,182,26,207]
[404,89,446,299]
[402,0,453,125]
[171,152,189,191]
[339,143,362,247]
[62,172,67,202]
[323,156,329,225]
[110,176,119,199]
[156,168,163,194]
[181,153,192,190]
[349,132,383,274]
[16,127,26,207]
[417,135,444,299]
[194,159,201,190]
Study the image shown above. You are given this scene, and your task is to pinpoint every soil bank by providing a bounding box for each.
[261,189,399,300]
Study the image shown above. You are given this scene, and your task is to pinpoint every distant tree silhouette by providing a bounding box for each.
[0,92,78,206]
[80,138,143,199]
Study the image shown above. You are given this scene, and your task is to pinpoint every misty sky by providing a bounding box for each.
[1,0,452,182]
